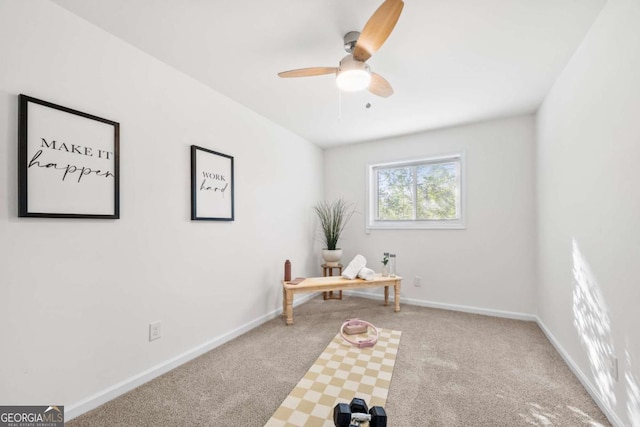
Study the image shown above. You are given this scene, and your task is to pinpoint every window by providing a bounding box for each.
[367,153,465,230]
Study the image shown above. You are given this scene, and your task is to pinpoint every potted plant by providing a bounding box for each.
[314,198,356,266]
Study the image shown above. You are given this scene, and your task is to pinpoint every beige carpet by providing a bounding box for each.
[67,296,611,426]
[265,328,401,426]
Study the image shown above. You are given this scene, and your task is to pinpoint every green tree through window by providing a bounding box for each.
[371,155,462,225]
[377,167,413,220]
[416,163,457,219]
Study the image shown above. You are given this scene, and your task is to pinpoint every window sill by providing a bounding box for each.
[366,220,466,231]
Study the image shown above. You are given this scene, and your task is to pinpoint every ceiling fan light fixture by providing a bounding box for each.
[336,55,371,92]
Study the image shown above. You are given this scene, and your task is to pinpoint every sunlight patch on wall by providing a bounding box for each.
[625,345,640,426]
[572,238,616,408]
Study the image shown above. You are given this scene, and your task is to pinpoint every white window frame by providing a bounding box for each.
[366,152,466,230]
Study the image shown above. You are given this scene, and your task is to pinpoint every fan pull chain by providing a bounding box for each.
[338,89,342,122]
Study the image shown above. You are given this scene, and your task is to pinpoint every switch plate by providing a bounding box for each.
[149,321,161,341]
[414,276,422,287]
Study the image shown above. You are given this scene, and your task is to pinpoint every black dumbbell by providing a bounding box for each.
[333,398,387,427]
[350,397,368,415]
[333,403,351,427]
[369,406,387,427]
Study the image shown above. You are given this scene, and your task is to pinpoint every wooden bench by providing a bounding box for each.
[282,274,402,325]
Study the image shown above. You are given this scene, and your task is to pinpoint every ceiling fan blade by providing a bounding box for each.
[278,67,338,78]
[353,0,404,62]
[369,73,394,97]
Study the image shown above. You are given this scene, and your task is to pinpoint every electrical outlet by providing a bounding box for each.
[609,354,618,382]
[149,321,162,342]
[414,276,422,287]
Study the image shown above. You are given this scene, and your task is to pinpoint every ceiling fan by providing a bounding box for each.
[277,0,404,98]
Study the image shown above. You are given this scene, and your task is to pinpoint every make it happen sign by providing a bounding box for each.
[18,95,120,219]
[191,145,234,221]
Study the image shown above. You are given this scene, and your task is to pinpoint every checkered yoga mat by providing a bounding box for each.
[265,328,402,427]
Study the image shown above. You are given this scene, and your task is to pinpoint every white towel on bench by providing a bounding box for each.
[357,267,375,281]
[342,254,367,279]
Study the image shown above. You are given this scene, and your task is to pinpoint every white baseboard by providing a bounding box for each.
[343,289,536,321]
[65,292,318,421]
[535,316,624,427]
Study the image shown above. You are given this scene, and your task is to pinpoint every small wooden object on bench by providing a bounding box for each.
[322,263,343,300]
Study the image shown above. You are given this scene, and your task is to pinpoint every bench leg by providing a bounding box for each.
[394,283,401,312]
[282,287,286,319]
[285,290,294,325]
[384,286,389,306]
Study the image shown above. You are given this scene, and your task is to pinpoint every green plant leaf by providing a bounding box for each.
[314,198,356,250]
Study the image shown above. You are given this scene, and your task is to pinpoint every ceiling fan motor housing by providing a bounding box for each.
[343,31,360,53]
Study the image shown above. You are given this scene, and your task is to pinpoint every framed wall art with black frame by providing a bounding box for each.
[191,145,234,221]
[18,94,120,219]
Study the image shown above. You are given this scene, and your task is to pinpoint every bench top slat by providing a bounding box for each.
[283,274,402,290]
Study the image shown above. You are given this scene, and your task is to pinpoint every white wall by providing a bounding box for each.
[0,0,322,415]
[324,115,537,316]
[536,0,640,424]
[5,0,637,424]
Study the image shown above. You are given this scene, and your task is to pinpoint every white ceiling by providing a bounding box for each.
[52,0,606,148]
